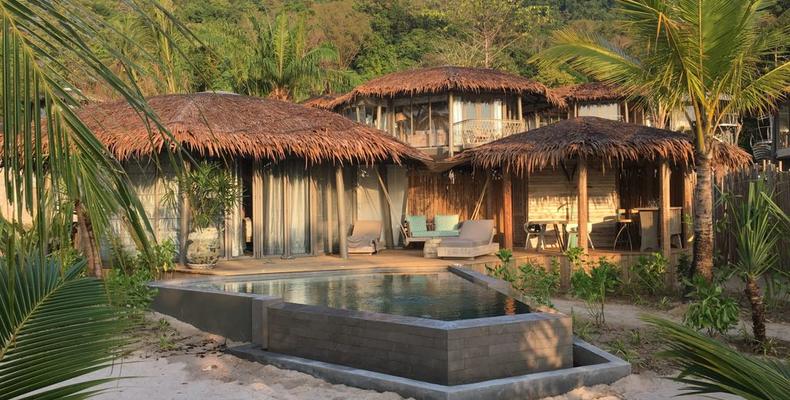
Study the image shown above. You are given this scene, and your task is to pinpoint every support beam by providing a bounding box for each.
[577,158,589,253]
[377,165,395,249]
[251,161,264,258]
[281,173,292,259]
[682,168,694,249]
[336,166,348,259]
[179,163,192,264]
[448,92,455,157]
[501,171,514,249]
[517,96,523,122]
[659,161,672,258]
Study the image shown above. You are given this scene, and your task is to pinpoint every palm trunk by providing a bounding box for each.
[692,149,714,281]
[745,277,767,345]
[75,201,102,278]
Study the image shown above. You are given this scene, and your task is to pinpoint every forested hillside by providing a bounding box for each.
[77,0,788,101]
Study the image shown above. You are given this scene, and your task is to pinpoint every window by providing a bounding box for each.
[779,102,790,148]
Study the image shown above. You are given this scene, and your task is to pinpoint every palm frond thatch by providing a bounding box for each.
[61,93,431,165]
[301,93,352,110]
[454,117,751,175]
[338,66,563,107]
[554,82,627,103]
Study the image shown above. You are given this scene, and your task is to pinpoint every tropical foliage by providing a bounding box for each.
[533,0,790,281]
[167,162,241,230]
[720,180,790,345]
[0,0,186,397]
[645,316,790,400]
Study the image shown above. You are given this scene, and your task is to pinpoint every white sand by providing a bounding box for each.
[64,313,750,400]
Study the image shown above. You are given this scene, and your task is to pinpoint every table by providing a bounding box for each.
[525,219,569,251]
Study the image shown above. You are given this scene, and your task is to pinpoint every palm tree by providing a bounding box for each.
[532,0,790,280]
[0,0,189,397]
[242,12,353,101]
[722,181,789,345]
[644,316,790,400]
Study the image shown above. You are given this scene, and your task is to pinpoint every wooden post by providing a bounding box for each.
[624,102,629,123]
[336,166,348,259]
[281,173,292,259]
[377,165,394,249]
[251,160,264,258]
[577,158,589,253]
[324,169,334,254]
[517,96,523,122]
[682,167,694,249]
[448,92,455,157]
[659,161,672,258]
[502,171,514,249]
[376,105,383,130]
[179,163,191,265]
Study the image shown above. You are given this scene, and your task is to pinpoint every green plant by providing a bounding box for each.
[0,256,131,399]
[571,310,596,341]
[570,257,620,326]
[721,181,790,345]
[645,316,790,400]
[676,252,694,296]
[564,246,584,268]
[628,253,667,296]
[534,0,790,281]
[486,262,517,284]
[515,261,560,308]
[106,268,158,314]
[169,162,241,230]
[683,275,739,336]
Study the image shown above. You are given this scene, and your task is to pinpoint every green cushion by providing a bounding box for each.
[412,230,460,238]
[406,215,428,232]
[434,214,460,231]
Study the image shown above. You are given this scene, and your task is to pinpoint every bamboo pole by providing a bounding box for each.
[471,175,490,220]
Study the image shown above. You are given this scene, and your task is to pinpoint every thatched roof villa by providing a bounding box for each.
[75,92,429,261]
[446,116,750,255]
[321,66,560,157]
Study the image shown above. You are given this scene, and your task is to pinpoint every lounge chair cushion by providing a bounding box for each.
[438,238,491,247]
[348,220,382,251]
[406,215,428,233]
[434,214,460,231]
[458,219,495,242]
[411,230,460,238]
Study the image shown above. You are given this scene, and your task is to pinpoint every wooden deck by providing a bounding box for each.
[173,247,687,278]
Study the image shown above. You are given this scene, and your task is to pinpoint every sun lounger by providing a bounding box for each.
[347,220,382,254]
[437,219,499,259]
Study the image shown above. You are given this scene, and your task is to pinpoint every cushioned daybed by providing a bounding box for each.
[437,219,499,259]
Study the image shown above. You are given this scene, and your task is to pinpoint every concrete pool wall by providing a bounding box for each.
[150,266,628,398]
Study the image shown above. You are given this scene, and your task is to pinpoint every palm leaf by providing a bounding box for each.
[644,315,790,400]
[0,257,131,400]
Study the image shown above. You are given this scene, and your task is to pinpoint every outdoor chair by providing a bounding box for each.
[437,219,499,259]
[401,214,460,246]
[347,220,382,254]
[612,209,634,251]
[565,223,595,250]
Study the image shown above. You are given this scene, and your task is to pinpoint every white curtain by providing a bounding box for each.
[452,98,463,146]
[263,169,284,256]
[287,163,311,255]
[578,103,620,120]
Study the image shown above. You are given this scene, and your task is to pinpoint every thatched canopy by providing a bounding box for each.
[454,117,751,175]
[338,66,562,106]
[77,93,430,165]
[301,93,352,110]
[554,82,626,103]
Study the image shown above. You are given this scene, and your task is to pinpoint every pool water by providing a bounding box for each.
[196,271,530,321]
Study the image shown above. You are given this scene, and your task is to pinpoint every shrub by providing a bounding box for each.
[107,239,177,315]
[515,261,560,307]
[683,275,739,336]
[486,262,516,284]
[628,253,667,296]
[570,257,620,326]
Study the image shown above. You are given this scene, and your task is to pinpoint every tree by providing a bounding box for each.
[722,181,789,345]
[533,0,790,280]
[0,0,186,397]
[241,12,352,101]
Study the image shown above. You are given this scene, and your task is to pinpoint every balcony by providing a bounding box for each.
[454,119,526,148]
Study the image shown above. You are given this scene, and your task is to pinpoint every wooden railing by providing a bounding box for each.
[453,119,526,148]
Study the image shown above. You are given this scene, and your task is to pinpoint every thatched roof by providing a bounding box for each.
[338,66,562,106]
[77,93,430,165]
[554,82,626,103]
[454,117,751,175]
[301,93,351,110]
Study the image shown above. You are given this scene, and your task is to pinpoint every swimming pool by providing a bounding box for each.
[192,271,530,321]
